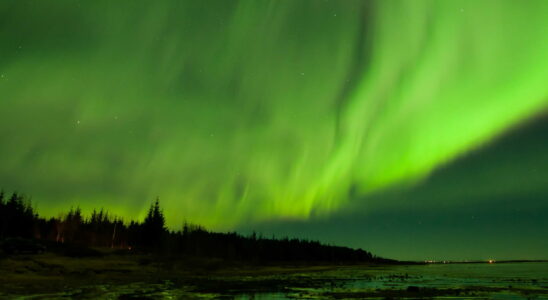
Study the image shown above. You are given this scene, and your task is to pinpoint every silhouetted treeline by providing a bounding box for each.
[0,191,389,263]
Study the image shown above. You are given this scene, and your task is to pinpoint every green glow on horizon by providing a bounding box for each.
[0,0,547,228]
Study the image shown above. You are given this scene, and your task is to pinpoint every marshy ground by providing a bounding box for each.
[1,249,547,299]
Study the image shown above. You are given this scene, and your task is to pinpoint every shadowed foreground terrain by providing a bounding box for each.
[1,250,547,299]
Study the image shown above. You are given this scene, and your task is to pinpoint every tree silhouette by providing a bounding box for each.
[0,192,35,238]
[0,189,388,263]
[141,197,166,250]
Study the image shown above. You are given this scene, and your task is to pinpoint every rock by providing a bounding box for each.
[406,286,420,292]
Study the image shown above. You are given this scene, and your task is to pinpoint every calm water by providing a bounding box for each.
[7,262,548,299]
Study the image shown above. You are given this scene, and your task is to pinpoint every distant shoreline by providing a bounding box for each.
[416,259,548,265]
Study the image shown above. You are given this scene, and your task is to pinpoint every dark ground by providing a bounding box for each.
[1,248,547,299]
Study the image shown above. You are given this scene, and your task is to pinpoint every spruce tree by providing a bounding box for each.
[142,197,166,250]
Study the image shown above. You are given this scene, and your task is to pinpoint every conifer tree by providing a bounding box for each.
[142,197,166,250]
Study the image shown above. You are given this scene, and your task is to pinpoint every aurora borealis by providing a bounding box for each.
[1,0,548,259]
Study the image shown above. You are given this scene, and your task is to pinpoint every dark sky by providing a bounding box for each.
[1,0,547,260]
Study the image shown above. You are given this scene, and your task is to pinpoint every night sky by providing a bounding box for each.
[1,0,547,260]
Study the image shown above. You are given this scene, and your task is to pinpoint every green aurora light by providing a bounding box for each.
[1,0,547,229]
